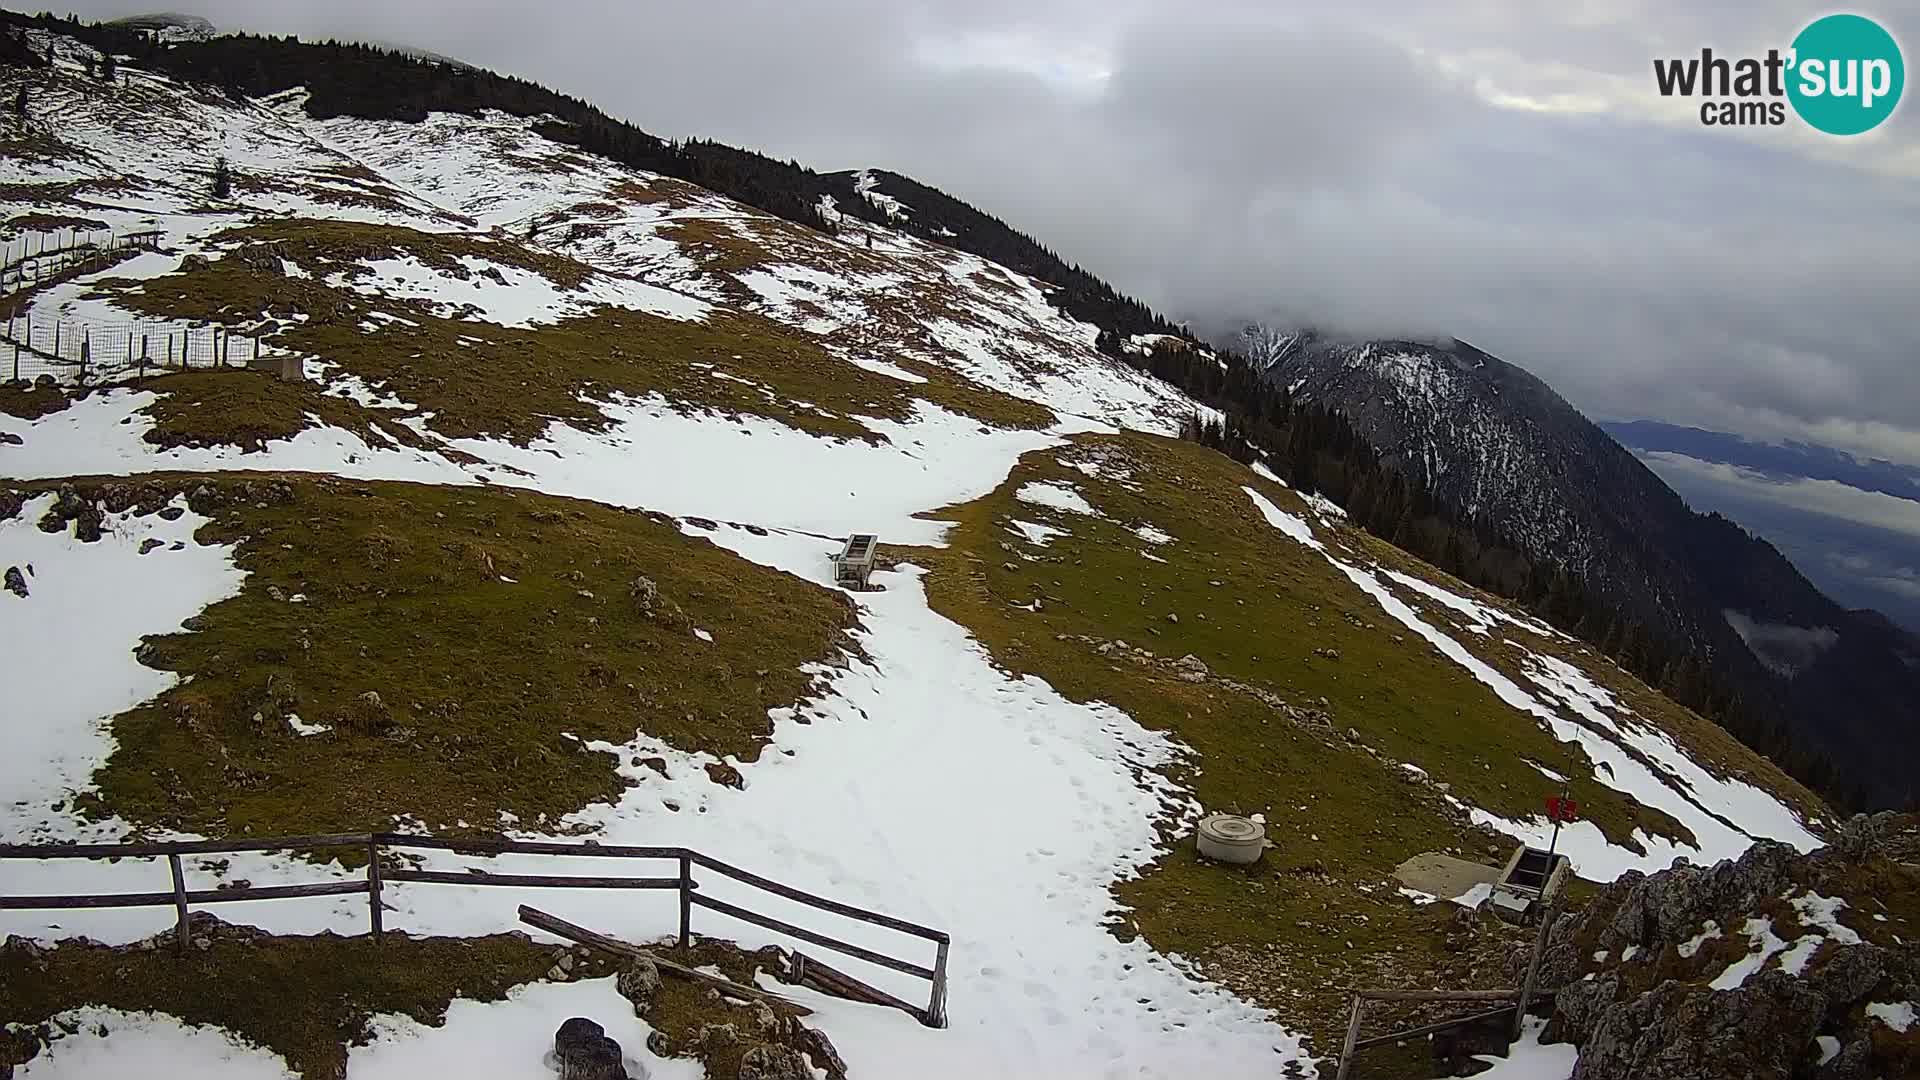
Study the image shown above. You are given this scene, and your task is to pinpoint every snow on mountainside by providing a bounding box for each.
[0,25,1882,1080]
[1258,331,1920,810]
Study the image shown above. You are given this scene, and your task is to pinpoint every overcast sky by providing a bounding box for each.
[54,0,1920,465]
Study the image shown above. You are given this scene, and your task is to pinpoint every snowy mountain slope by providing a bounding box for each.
[1257,332,1920,809]
[0,23,1863,1079]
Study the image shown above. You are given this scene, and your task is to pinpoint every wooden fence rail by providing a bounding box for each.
[0,831,950,1028]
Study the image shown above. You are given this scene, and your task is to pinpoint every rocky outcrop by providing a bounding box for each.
[1573,970,1824,1080]
[614,957,661,1012]
[1525,815,1920,1080]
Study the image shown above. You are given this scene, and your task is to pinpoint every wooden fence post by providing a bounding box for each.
[1514,898,1558,1039]
[367,838,384,941]
[927,938,950,1028]
[678,852,692,949]
[168,854,191,956]
[1335,995,1365,1080]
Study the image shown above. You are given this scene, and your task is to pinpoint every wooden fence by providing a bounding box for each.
[0,831,951,1028]
[1333,897,1560,1077]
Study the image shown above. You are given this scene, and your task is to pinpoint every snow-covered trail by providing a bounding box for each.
[2,434,1315,1079]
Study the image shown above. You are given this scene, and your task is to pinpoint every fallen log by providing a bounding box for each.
[517,905,804,1012]
[791,950,929,1024]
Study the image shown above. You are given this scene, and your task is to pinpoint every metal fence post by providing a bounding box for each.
[367,838,384,941]
[168,854,191,957]
[678,852,692,949]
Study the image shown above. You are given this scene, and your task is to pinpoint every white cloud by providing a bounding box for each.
[1643,452,1920,539]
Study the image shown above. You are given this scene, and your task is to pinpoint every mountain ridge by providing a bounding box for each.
[1250,331,1919,809]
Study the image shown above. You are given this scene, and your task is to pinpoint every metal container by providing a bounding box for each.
[1196,814,1267,864]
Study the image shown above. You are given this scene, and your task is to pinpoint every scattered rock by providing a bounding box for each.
[341,690,394,734]
[0,432,20,446]
[738,1043,811,1080]
[629,576,659,609]
[266,585,286,602]
[137,538,162,555]
[792,1026,847,1079]
[3,566,25,598]
[554,1017,627,1080]
[1165,612,1178,624]
[705,762,743,789]
[614,958,661,1012]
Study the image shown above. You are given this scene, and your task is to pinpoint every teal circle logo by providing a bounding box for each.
[1787,14,1904,135]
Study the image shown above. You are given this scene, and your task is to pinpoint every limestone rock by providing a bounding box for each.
[1571,971,1822,1080]
[737,1043,812,1080]
[615,957,661,1012]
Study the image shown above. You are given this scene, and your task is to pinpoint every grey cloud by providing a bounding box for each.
[46,0,1920,462]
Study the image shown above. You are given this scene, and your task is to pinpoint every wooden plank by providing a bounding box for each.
[1355,988,1521,1003]
[1,890,183,910]
[373,834,684,860]
[383,869,679,890]
[678,853,692,949]
[516,906,801,1009]
[187,881,370,904]
[927,938,950,1029]
[167,854,190,956]
[366,839,384,940]
[2,879,367,910]
[794,950,928,1024]
[0,834,372,859]
[690,892,935,981]
[1514,896,1558,1039]
[1334,996,1364,1080]
[690,851,949,943]
[1353,1006,1517,1050]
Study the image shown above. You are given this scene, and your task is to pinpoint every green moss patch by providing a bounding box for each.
[911,431,1776,1047]
[136,369,448,455]
[100,219,1049,444]
[0,921,597,1080]
[0,380,73,419]
[42,474,856,841]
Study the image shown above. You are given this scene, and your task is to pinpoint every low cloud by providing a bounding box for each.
[1640,452,1920,540]
[1723,610,1840,676]
[46,0,1920,459]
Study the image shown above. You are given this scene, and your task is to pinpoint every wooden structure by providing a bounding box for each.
[1334,893,1563,1077]
[1488,844,1570,924]
[0,831,951,1028]
[834,533,879,589]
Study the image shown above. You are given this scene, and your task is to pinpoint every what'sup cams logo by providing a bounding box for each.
[1654,13,1904,134]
